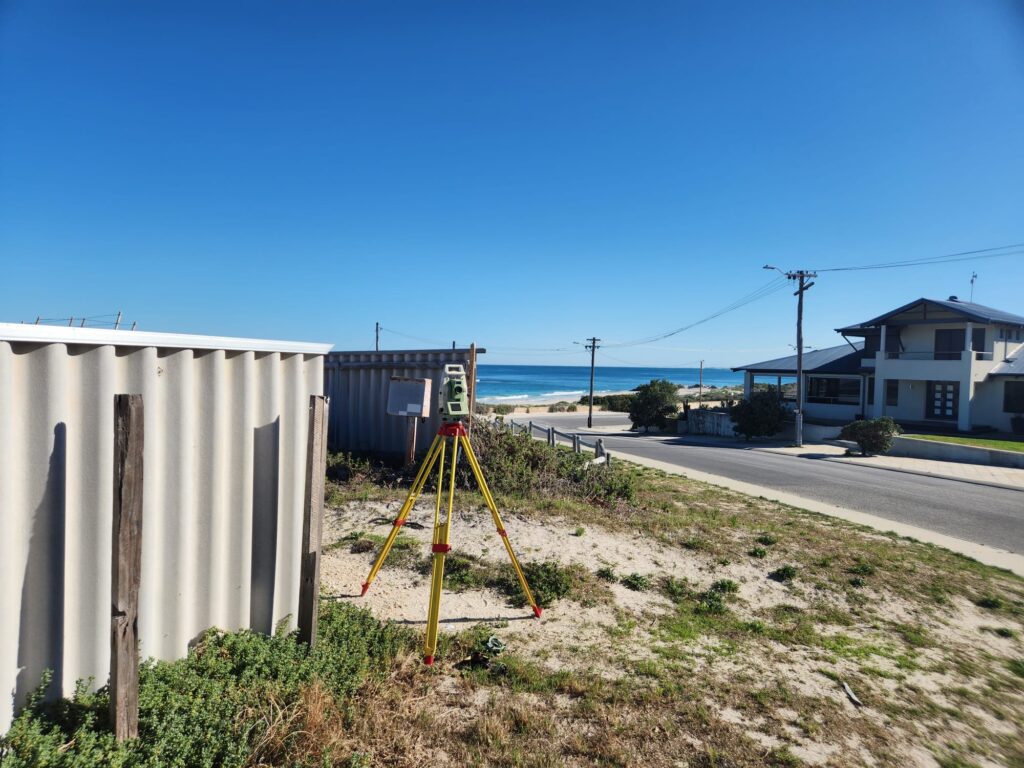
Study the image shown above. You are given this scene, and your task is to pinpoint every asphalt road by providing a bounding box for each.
[520,413,1024,554]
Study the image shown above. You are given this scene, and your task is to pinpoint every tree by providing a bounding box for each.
[731,390,787,441]
[840,417,902,456]
[628,379,680,432]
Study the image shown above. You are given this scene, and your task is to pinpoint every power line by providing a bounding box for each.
[811,242,1024,273]
[605,276,790,348]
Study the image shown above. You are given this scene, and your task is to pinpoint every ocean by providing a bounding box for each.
[475,364,744,402]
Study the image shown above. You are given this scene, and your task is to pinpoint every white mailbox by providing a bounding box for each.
[387,376,432,417]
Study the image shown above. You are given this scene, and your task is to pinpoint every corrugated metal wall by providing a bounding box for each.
[324,348,480,455]
[0,328,327,732]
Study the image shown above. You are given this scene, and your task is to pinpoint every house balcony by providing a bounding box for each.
[873,350,971,381]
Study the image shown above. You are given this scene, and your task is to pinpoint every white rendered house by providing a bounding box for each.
[735,297,1024,433]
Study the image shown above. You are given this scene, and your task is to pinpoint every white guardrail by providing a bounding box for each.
[506,418,611,465]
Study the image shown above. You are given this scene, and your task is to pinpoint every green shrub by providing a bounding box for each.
[466,420,636,504]
[547,401,573,413]
[974,595,1004,610]
[620,573,652,592]
[579,393,636,412]
[839,416,902,456]
[748,547,768,559]
[501,561,576,608]
[0,603,414,768]
[768,565,798,583]
[596,566,617,582]
[661,576,690,602]
[710,579,739,595]
[493,404,515,415]
[848,561,876,577]
[731,391,787,440]
[755,533,778,546]
[628,379,680,432]
[566,404,578,412]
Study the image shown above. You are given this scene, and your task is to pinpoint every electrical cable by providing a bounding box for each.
[604,276,789,348]
[811,242,1024,273]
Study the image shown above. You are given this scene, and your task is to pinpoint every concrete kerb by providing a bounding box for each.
[608,449,1024,576]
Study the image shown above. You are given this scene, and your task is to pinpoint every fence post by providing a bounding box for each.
[596,438,605,458]
[548,427,555,447]
[298,395,329,647]
[110,394,144,741]
[573,434,581,453]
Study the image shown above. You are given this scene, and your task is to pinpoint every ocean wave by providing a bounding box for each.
[539,390,585,397]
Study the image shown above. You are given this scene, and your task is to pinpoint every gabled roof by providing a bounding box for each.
[733,341,864,375]
[838,298,1024,333]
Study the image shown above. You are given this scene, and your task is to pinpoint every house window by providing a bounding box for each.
[867,376,875,405]
[1005,381,1024,414]
[885,380,899,406]
[934,329,965,360]
[806,377,860,405]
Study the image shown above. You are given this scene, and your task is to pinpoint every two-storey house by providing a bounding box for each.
[734,297,1024,433]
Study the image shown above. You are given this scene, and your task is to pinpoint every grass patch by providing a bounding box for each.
[904,433,1024,453]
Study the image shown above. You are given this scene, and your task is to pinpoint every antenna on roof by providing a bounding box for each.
[970,271,978,302]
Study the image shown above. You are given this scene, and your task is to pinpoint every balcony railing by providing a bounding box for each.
[883,351,993,361]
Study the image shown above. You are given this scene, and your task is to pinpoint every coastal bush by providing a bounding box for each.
[466,419,636,503]
[0,603,414,768]
[578,393,636,412]
[547,401,573,413]
[628,379,680,432]
[840,417,902,456]
[492,404,514,415]
[731,391,787,441]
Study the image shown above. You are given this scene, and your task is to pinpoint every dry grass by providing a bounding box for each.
[315,442,1024,767]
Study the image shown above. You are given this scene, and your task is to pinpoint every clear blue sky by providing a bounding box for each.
[2,1,1022,367]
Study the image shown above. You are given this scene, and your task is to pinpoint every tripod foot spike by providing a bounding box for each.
[360,582,370,597]
[532,605,543,618]
[423,655,434,666]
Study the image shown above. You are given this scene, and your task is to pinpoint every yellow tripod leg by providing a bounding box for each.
[360,434,444,596]
[459,435,542,618]
[424,435,460,665]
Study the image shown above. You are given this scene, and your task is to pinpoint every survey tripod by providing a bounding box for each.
[359,365,541,665]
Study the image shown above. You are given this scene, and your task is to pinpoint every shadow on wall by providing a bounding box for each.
[250,419,280,635]
[16,423,66,710]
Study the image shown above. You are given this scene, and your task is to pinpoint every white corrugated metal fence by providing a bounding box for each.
[0,324,329,732]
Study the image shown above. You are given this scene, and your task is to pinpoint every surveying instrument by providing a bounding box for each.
[359,364,542,665]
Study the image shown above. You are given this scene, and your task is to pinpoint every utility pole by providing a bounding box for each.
[698,360,704,405]
[764,266,817,447]
[970,272,977,303]
[375,322,380,351]
[584,337,600,428]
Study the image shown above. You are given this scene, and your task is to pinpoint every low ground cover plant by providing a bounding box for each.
[0,604,414,767]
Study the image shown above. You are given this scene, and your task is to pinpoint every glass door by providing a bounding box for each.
[926,381,958,420]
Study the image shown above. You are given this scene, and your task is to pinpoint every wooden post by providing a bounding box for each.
[596,438,605,458]
[404,416,418,466]
[111,394,144,741]
[467,342,477,437]
[298,395,329,647]
[573,434,581,453]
